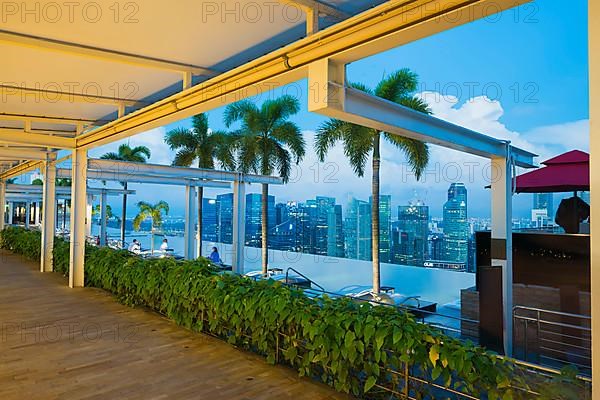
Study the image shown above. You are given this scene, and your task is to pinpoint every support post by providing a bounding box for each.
[305,8,319,35]
[589,0,599,395]
[0,181,5,231]
[100,189,107,246]
[491,154,513,356]
[232,179,246,274]
[184,185,196,260]
[34,201,40,226]
[24,201,30,229]
[41,160,56,272]
[69,148,87,288]
[8,202,13,225]
[86,194,93,238]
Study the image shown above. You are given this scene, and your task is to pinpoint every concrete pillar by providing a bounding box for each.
[184,185,196,260]
[86,194,93,238]
[232,179,246,274]
[34,201,40,226]
[41,161,56,272]
[69,149,87,288]
[8,202,13,225]
[24,201,30,229]
[589,0,599,394]
[99,190,107,246]
[0,181,5,231]
[491,154,513,357]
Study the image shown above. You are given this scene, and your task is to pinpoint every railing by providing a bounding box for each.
[285,267,326,293]
[513,306,592,375]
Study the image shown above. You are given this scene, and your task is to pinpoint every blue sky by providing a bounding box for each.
[89,0,589,219]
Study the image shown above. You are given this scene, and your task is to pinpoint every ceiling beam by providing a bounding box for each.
[0,160,41,179]
[0,113,105,127]
[0,84,140,107]
[277,0,349,20]
[0,148,52,160]
[0,29,219,77]
[76,0,531,149]
[0,128,75,148]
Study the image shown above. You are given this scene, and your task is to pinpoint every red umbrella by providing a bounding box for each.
[515,150,589,194]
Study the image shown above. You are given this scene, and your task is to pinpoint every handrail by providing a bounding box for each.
[513,305,592,321]
[285,267,326,293]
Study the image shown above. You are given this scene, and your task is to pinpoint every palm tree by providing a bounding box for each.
[224,95,305,274]
[164,113,235,258]
[315,69,430,293]
[132,200,169,254]
[100,144,151,247]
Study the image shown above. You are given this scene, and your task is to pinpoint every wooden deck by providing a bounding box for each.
[0,251,350,400]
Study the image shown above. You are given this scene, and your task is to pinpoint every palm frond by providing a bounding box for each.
[374,69,419,101]
[271,121,305,163]
[383,132,430,180]
[315,119,347,162]
[224,100,259,128]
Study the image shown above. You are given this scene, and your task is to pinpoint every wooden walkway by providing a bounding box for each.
[0,251,350,400]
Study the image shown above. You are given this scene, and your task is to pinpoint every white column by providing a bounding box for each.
[24,201,30,229]
[86,194,93,238]
[99,190,108,246]
[69,149,87,288]
[589,0,599,394]
[491,155,513,357]
[41,161,56,272]
[184,185,196,260]
[0,181,5,231]
[232,179,246,274]
[8,202,13,225]
[34,202,40,226]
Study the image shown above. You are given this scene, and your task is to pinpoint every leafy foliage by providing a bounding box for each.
[0,227,589,400]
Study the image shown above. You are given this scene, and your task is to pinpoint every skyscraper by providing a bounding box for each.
[327,204,345,258]
[395,203,429,266]
[532,193,554,227]
[443,183,469,263]
[245,193,275,247]
[202,198,218,241]
[345,197,372,261]
[216,193,233,244]
[371,195,392,263]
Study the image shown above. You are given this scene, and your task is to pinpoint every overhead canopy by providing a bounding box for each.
[515,150,589,193]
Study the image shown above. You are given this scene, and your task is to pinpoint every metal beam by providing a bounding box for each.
[87,159,283,185]
[0,84,139,107]
[0,113,104,127]
[0,148,52,160]
[307,62,536,167]
[0,160,42,179]
[56,168,231,189]
[75,0,530,149]
[0,29,218,76]
[277,0,349,19]
[0,128,76,149]
[7,184,135,196]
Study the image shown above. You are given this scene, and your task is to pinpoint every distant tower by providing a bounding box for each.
[345,197,372,261]
[396,203,429,266]
[532,193,554,227]
[443,183,469,263]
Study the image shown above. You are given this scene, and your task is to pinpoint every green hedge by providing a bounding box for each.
[0,226,586,399]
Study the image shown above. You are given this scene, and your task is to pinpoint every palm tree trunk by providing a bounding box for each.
[121,182,127,247]
[372,134,381,293]
[197,186,203,259]
[261,183,269,275]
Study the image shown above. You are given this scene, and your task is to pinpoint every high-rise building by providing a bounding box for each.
[532,193,554,227]
[443,183,469,263]
[314,197,336,256]
[394,203,429,266]
[345,197,372,261]
[202,198,218,241]
[216,193,233,244]
[428,233,444,261]
[245,193,275,247]
[371,195,392,263]
[327,204,345,258]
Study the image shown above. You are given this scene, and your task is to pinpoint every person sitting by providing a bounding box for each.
[127,239,141,254]
[208,246,221,264]
[159,238,170,255]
